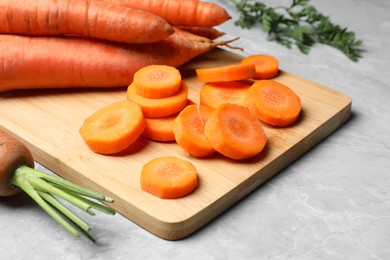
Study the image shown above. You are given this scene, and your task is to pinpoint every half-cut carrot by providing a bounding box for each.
[79,101,145,154]
[204,103,267,160]
[246,80,301,127]
[196,63,256,83]
[242,54,279,79]
[142,114,177,142]
[127,80,188,118]
[200,81,251,109]
[173,104,215,157]
[133,65,182,99]
[140,156,198,199]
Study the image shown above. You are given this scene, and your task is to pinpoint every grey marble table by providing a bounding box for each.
[1,0,389,259]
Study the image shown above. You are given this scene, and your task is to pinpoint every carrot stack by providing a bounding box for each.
[0,0,232,92]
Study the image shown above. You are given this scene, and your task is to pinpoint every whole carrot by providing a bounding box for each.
[0,29,237,91]
[0,0,174,44]
[106,0,231,27]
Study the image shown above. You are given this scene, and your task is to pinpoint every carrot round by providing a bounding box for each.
[127,81,188,118]
[246,80,301,127]
[133,65,182,99]
[196,63,256,83]
[242,54,280,79]
[109,0,231,27]
[0,129,115,238]
[142,114,178,142]
[140,156,198,199]
[0,0,174,44]
[0,130,34,196]
[200,81,251,109]
[0,29,234,92]
[79,101,146,154]
[204,104,267,160]
[173,104,216,157]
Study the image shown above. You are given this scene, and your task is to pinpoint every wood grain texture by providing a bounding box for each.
[0,48,351,240]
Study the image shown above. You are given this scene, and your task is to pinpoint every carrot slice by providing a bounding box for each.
[79,101,146,154]
[133,65,182,99]
[142,114,177,142]
[173,104,215,157]
[140,156,198,199]
[246,80,301,127]
[200,81,251,109]
[204,103,267,160]
[242,54,279,79]
[127,80,188,118]
[196,63,256,83]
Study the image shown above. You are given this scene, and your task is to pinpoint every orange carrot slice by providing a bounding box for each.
[246,80,301,127]
[204,103,267,160]
[196,63,256,83]
[200,81,251,109]
[79,101,146,154]
[140,156,198,199]
[127,80,188,118]
[133,65,182,99]
[142,114,177,142]
[242,54,279,79]
[173,104,215,157]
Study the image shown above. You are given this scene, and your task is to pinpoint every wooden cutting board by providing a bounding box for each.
[0,48,351,240]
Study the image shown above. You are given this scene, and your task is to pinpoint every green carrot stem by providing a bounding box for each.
[17,165,114,203]
[13,175,80,237]
[26,176,95,215]
[49,182,116,215]
[38,191,91,232]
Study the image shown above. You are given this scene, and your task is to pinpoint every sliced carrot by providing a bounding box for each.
[246,80,301,127]
[140,156,198,199]
[133,65,182,99]
[127,80,188,118]
[200,81,251,109]
[196,63,256,83]
[173,104,215,157]
[242,54,279,79]
[204,103,267,160]
[142,114,177,142]
[79,101,145,154]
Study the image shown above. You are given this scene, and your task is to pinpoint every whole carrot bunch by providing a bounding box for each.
[0,0,232,92]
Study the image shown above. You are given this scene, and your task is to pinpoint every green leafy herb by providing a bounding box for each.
[229,0,364,61]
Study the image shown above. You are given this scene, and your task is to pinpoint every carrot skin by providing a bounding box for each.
[0,29,227,92]
[0,0,174,44]
[0,130,35,197]
[106,0,231,27]
[175,26,225,40]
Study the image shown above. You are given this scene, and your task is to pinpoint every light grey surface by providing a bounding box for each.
[1,0,389,259]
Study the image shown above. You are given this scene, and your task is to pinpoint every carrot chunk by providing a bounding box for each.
[204,103,267,160]
[173,104,216,157]
[200,81,251,109]
[127,80,188,118]
[140,156,198,199]
[196,63,256,83]
[242,54,279,79]
[79,101,145,154]
[133,65,182,99]
[246,80,301,127]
